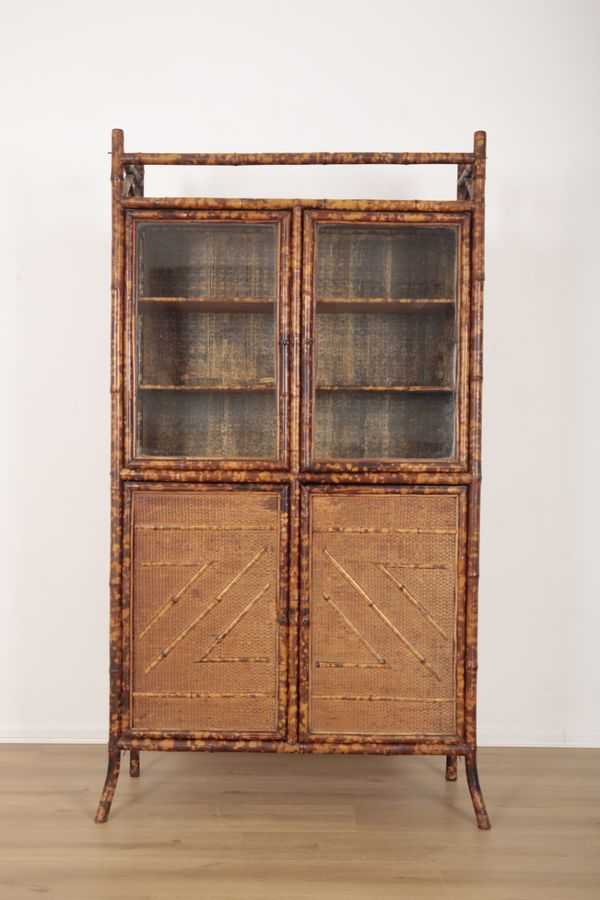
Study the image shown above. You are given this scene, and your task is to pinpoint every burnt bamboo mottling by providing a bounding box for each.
[121,151,475,167]
[445,754,458,781]
[96,130,489,830]
[129,749,140,778]
[123,198,475,213]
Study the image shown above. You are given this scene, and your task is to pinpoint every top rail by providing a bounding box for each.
[119,151,476,167]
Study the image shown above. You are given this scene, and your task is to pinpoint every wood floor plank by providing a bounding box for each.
[0,746,598,900]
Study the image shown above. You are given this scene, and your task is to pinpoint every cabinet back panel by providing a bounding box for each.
[138,390,277,458]
[316,225,457,300]
[138,222,278,299]
[139,308,275,386]
[315,392,454,459]
[316,308,455,387]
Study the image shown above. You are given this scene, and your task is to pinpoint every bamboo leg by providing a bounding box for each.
[129,749,140,778]
[465,752,491,829]
[445,754,458,781]
[94,749,121,823]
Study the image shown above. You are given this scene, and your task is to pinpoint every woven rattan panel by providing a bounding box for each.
[306,490,460,739]
[131,489,282,736]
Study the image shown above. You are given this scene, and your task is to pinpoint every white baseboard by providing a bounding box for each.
[478,729,600,748]
[0,727,598,747]
[0,727,107,744]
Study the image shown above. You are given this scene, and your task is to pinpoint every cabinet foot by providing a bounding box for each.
[465,752,491,829]
[445,754,458,781]
[129,750,140,778]
[94,748,121,823]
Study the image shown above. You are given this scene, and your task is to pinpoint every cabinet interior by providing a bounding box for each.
[313,223,458,461]
[135,221,279,459]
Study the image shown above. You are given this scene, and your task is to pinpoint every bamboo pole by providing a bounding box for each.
[121,151,475,167]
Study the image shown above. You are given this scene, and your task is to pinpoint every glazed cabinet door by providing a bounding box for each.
[125,485,288,740]
[299,486,466,742]
[125,211,291,470]
[302,211,470,472]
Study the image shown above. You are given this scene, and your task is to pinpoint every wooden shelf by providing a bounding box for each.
[316,385,454,393]
[138,296,274,313]
[139,383,275,392]
[316,298,454,314]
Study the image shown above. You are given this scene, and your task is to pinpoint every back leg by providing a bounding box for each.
[129,750,140,778]
[445,754,458,781]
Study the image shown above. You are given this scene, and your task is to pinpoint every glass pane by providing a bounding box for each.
[313,223,457,460]
[139,222,277,298]
[135,221,278,458]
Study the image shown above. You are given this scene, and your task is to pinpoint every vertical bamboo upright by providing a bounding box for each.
[96,130,490,829]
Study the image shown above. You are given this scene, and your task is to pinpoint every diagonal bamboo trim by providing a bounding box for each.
[377,564,449,641]
[195,582,271,662]
[138,562,213,639]
[321,591,386,665]
[323,549,442,681]
[144,546,267,675]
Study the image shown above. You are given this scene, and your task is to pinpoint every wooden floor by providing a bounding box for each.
[0,746,598,900]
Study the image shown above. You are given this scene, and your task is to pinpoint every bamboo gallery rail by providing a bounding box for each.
[95,130,490,831]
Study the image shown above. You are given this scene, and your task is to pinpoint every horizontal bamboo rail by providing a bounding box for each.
[120,151,476,167]
[121,198,475,211]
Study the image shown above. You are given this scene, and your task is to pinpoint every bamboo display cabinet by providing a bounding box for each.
[96,129,490,829]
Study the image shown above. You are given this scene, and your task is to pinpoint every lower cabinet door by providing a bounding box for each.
[126,484,288,739]
[299,486,466,742]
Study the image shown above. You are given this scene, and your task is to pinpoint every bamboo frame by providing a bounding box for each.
[121,151,475,167]
[96,130,489,830]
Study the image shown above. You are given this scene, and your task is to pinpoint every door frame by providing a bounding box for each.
[298,483,468,745]
[119,481,291,743]
[300,209,472,474]
[122,209,293,473]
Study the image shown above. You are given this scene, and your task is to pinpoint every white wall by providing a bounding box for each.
[1,0,599,746]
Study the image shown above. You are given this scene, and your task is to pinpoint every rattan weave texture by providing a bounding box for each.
[131,490,281,734]
[309,492,459,737]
